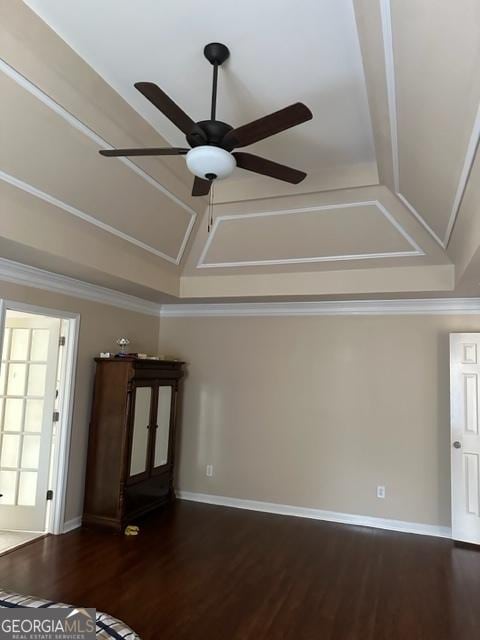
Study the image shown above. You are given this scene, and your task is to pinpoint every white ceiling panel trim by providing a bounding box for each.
[0,169,180,264]
[196,200,424,269]
[444,103,480,245]
[0,57,196,265]
[379,0,400,193]
[379,0,480,249]
[379,0,456,250]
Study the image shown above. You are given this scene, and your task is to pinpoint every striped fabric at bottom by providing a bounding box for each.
[0,589,141,639]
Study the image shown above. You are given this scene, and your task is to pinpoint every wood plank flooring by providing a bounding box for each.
[0,501,479,639]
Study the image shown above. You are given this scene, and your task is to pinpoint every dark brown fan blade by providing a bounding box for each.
[135,82,197,136]
[192,177,212,196]
[99,147,189,157]
[223,103,312,149]
[233,152,306,184]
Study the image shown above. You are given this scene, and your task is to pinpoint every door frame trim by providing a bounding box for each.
[0,299,80,535]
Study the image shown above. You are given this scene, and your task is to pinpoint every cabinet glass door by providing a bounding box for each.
[129,386,151,477]
[153,386,173,468]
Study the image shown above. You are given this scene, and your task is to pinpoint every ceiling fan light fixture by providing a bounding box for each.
[186,145,236,180]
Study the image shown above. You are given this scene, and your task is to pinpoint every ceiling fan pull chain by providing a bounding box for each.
[208,181,215,233]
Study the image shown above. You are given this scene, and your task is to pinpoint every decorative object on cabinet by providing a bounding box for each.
[83,357,185,532]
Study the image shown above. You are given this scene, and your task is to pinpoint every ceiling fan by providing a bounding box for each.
[99,43,312,196]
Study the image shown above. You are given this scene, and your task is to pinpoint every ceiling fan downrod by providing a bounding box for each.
[203,42,230,122]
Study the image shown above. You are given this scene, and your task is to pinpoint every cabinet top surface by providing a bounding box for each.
[94,357,184,367]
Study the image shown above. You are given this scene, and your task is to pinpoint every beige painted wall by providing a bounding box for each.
[0,280,160,523]
[160,314,480,527]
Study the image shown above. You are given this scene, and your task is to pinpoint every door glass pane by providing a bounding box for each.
[1,328,10,360]
[30,330,49,361]
[25,399,44,433]
[21,435,40,469]
[18,471,37,506]
[7,364,26,395]
[27,364,46,396]
[4,399,24,432]
[10,329,29,360]
[154,387,172,468]
[0,470,17,505]
[0,434,20,467]
[130,387,151,477]
[0,364,5,395]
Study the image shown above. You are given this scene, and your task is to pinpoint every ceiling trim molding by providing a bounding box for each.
[0,256,161,317]
[444,103,480,245]
[0,169,180,264]
[396,192,444,247]
[160,298,480,318]
[378,0,479,250]
[196,200,424,269]
[379,0,444,248]
[0,57,196,265]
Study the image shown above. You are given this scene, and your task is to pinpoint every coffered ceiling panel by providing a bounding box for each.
[199,203,419,268]
[386,0,480,246]
[0,69,196,265]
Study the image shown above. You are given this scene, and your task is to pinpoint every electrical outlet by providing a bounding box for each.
[206,464,213,477]
[377,485,386,499]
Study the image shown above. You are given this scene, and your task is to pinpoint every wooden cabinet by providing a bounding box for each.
[82,358,184,531]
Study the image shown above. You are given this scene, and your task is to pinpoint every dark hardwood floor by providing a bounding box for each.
[0,501,479,639]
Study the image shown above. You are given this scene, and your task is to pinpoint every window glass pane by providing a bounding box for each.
[10,329,29,361]
[4,399,23,432]
[21,435,40,469]
[1,328,10,360]
[30,330,49,362]
[0,434,20,468]
[25,400,43,433]
[18,471,37,506]
[0,470,16,505]
[7,364,26,396]
[27,364,46,396]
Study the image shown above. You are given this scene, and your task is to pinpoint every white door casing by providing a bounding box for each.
[450,333,480,544]
[0,314,61,531]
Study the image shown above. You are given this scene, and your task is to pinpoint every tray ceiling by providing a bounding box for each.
[23,0,378,198]
[4,0,480,299]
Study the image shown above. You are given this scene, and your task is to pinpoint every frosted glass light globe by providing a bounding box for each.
[186,145,236,180]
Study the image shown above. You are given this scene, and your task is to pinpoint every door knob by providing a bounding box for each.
[453,441,462,449]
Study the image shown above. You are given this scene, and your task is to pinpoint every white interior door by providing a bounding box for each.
[0,314,60,531]
[450,333,480,544]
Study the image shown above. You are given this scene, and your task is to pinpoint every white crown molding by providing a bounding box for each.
[177,491,452,539]
[160,297,480,317]
[197,200,424,269]
[0,256,161,317]
[0,57,197,265]
[379,0,480,249]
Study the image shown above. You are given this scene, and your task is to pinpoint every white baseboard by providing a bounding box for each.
[62,516,82,534]
[177,491,452,539]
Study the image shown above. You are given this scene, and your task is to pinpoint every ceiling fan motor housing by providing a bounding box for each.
[186,145,237,180]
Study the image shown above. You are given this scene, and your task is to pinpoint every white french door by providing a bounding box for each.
[0,314,61,531]
[450,333,480,545]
